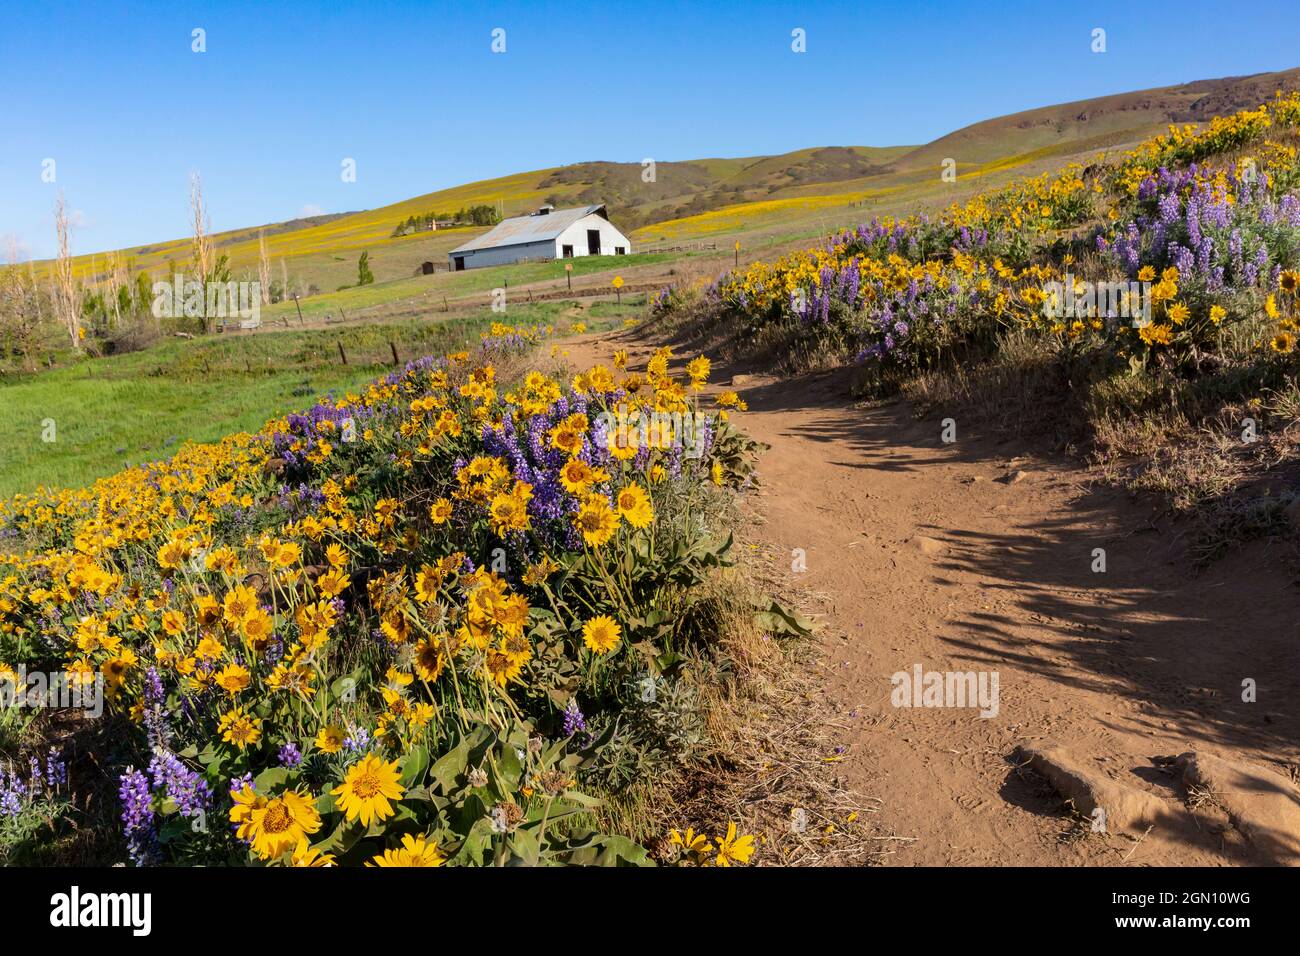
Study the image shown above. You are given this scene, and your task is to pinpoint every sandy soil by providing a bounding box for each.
[563,326,1300,866]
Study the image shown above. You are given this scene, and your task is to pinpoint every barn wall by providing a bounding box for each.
[555,214,633,258]
[448,213,633,269]
[451,239,555,270]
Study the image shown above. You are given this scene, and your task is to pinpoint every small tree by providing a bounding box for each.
[0,241,46,371]
[357,251,375,286]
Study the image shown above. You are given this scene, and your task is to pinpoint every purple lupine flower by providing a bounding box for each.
[562,698,587,736]
[278,742,303,768]
[147,749,212,819]
[343,726,370,753]
[0,769,26,817]
[118,768,159,866]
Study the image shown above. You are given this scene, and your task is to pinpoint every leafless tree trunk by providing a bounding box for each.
[258,229,271,305]
[189,172,213,283]
[53,193,82,350]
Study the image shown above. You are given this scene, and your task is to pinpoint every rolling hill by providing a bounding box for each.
[40,66,1300,294]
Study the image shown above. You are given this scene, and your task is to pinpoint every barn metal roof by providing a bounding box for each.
[447,204,609,254]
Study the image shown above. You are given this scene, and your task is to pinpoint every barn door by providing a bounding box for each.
[586,230,600,255]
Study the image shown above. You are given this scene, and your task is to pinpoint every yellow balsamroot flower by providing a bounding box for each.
[332,754,405,826]
[246,788,322,861]
[1270,331,1296,354]
[241,608,275,651]
[102,649,136,691]
[222,584,259,625]
[379,611,410,644]
[1167,302,1190,326]
[315,567,350,599]
[296,601,338,647]
[273,541,302,569]
[711,461,724,486]
[1150,279,1177,304]
[368,832,446,867]
[488,482,532,536]
[686,355,711,389]
[574,495,619,547]
[219,706,263,749]
[214,662,251,695]
[413,637,447,682]
[484,647,524,687]
[500,631,531,666]
[522,556,559,586]
[230,784,264,842]
[605,425,639,461]
[586,365,616,394]
[194,636,224,661]
[315,724,345,754]
[615,483,654,529]
[715,390,747,411]
[290,838,335,867]
[413,565,444,604]
[1137,265,1156,282]
[613,349,628,370]
[1280,270,1299,295]
[160,609,186,636]
[647,348,676,377]
[156,538,189,570]
[1265,294,1281,320]
[1210,305,1227,325]
[1139,324,1173,346]
[428,498,453,524]
[668,827,713,864]
[581,615,621,655]
[559,457,601,495]
[66,658,96,689]
[548,413,589,455]
[713,822,756,867]
[205,545,241,574]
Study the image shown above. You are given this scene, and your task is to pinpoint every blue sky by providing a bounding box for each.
[2,0,1297,259]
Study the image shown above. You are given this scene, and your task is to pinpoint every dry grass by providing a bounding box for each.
[634,539,899,866]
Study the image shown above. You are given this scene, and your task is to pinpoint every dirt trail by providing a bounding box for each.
[563,327,1300,866]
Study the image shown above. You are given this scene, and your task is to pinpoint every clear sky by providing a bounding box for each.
[3,0,1297,259]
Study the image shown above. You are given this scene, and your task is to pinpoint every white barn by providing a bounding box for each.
[446,203,632,271]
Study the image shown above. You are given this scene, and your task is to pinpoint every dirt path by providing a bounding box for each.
[563,327,1300,866]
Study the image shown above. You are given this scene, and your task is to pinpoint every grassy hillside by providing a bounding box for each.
[0,300,641,497]
[32,67,1300,304]
[892,66,1300,173]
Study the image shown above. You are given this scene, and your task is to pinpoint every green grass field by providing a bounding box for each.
[0,300,639,498]
[261,252,677,323]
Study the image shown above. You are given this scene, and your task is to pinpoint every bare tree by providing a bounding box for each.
[53,193,82,350]
[1,237,46,370]
[189,171,213,283]
[258,229,271,305]
[104,250,127,327]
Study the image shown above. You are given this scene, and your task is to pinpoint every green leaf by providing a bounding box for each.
[401,744,430,787]
[253,767,291,792]
[753,596,814,636]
